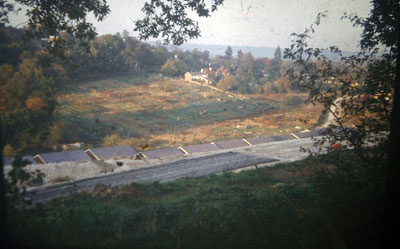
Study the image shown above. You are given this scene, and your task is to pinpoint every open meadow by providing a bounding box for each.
[56,73,322,150]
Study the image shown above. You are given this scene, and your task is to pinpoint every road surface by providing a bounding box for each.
[27,137,318,203]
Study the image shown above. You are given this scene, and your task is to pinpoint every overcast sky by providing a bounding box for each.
[9,0,372,51]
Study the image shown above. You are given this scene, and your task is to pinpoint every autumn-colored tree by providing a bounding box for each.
[274,76,291,93]
[216,75,240,91]
[0,58,56,150]
[161,59,187,77]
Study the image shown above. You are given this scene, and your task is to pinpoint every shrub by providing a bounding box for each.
[216,75,239,91]
[160,59,187,77]
[310,152,384,248]
[3,144,16,157]
[103,133,124,146]
[237,84,254,94]
[263,82,279,94]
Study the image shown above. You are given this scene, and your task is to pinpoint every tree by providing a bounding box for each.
[255,57,271,77]
[273,46,282,63]
[284,1,399,246]
[237,49,244,58]
[89,34,126,73]
[0,56,57,244]
[181,49,206,70]
[225,46,233,59]
[360,1,400,245]
[151,43,170,66]
[235,52,257,84]
[234,49,244,68]
[216,74,239,91]
[270,46,282,80]
[0,0,110,55]
[274,76,291,93]
[0,26,38,66]
[161,58,187,77]
[134,0,224,45]
[0,58,56,150]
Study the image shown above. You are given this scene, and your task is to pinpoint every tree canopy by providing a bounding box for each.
[225,46,233,59]
[284,1,399,245]
[161,58,187,76]
[134,0,224,45]
[1,0,110,55]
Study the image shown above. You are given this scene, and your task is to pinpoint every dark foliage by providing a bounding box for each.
[135,0,224,45]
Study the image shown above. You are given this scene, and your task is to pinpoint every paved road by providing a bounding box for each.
[27,151,277,203]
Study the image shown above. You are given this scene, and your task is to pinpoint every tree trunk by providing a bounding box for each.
[0,116,8,246]
[382,14,400,248]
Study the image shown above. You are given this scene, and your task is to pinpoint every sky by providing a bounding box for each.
[9,0,372,51]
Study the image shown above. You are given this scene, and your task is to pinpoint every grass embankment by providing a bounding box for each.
[56,73,322,149]
[9,151,384,248]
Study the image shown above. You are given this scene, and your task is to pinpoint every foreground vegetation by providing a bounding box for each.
[8,151,384,248]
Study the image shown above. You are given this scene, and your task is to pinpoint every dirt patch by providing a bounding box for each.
[90,183,146,200]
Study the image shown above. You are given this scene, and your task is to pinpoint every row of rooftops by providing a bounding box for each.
[3,129,326,166]
[4,145,137,166]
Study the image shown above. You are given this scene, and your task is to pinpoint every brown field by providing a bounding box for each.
[56,74,323,150]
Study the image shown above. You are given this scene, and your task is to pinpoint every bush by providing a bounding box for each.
[263,82,279,94]
[310,152,384,249]
[255,86,265,94]
[237,84,254,94]
[160,59,187,77]
[274,76,291,93]
[216,75,239,91]
[103,133,124,146]
[3,144,17,157]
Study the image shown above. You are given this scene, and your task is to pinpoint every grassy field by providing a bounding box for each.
[8,151,384,248]
[55,73,322,150]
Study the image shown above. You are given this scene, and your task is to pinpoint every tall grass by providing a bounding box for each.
[8,149,384,249]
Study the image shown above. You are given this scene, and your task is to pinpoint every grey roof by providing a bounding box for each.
[88,145,137,160]
[244,134,296,145]
[4,156,38,166]
[213,139,249,150]
[293,129,326,139]
[187,71,202,76]
[244,136,279,145]
[140,147,184,158]
[3,157,14,166]
[179,143,221,154]
[270,134,296,141]
[36,150,91,164]
[23,155,37,165]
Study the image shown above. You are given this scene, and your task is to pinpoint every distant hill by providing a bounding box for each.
[147,42,277,58]
[172,43,279,58]
[147,42,358,60]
